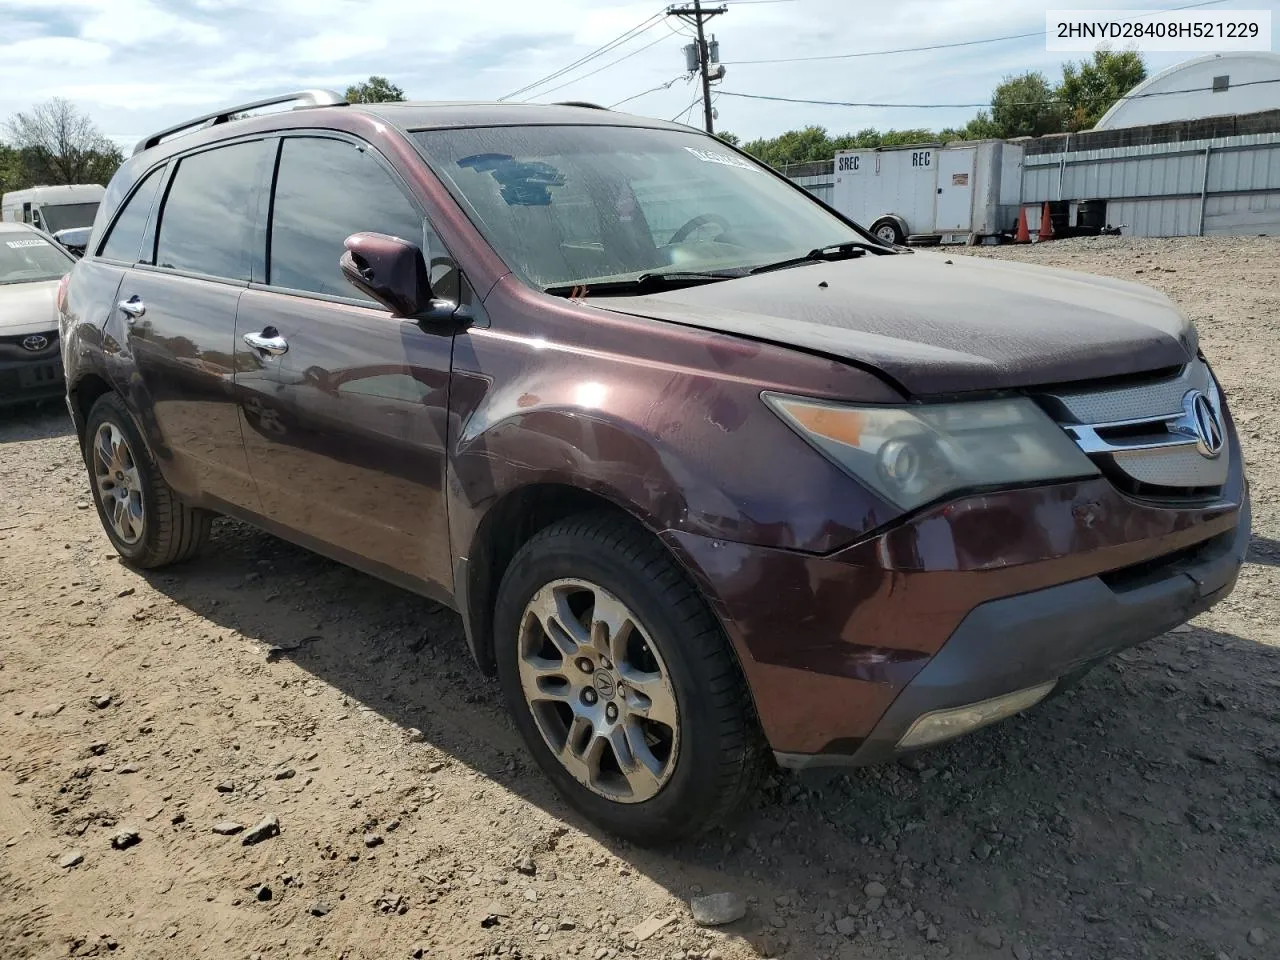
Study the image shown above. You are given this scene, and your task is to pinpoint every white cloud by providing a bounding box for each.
[2,36,110,68]
[287,31,388,64]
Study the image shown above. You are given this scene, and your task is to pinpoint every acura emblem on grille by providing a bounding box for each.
[1184,390,1225,459]
[21,334,50,352]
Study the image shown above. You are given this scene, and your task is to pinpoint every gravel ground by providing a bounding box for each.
[1,235,1278,960]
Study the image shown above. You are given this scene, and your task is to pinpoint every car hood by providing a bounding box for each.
[590,254,1195,396]
[0,278,59,335]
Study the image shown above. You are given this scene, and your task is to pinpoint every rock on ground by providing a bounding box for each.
[691,892,747,926]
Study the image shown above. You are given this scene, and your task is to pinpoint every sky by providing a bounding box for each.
[2,0,1278,153]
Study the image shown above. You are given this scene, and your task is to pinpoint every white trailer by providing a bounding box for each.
[832,140,1024,245]
[1,184,105,235]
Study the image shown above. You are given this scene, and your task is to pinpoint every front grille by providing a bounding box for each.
[0,330,59,361]
[1099,527,1234,592]
[1048,360,1209,424]
[1036,358,1229,502]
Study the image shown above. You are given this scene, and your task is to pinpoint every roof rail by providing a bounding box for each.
[554,101,609,110]
[132,89,347,155]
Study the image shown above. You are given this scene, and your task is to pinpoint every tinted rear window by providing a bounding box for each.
[156,140,269,280]
[100,166,166,263]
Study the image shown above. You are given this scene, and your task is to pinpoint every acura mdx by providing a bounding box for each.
[60,91,1249,842]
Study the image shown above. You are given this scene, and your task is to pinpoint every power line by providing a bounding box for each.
[499,11,665,101]
[716,75,1280,111]
[672,95,703,122]
[609,75,689,109]
[527,31,675,101]
[724,30,1043,65]
[722,0,1230,65]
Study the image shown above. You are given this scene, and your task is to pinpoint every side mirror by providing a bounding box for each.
[340,232,444,318]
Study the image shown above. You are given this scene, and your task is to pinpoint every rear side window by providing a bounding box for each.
[156,140,269,280]
[269,137,423,300]
[99,166,165,263]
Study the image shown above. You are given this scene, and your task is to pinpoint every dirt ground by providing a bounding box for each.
[2,235,1278,960]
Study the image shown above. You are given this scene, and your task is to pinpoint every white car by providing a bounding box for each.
[1,222,73,408]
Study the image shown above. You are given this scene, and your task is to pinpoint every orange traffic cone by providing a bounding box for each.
[1039,202,1055,242]
[1014,206,1030,243]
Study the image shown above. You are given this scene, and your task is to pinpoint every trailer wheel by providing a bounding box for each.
[870,216,907,246]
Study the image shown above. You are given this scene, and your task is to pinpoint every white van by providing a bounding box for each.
[1,184,105,235]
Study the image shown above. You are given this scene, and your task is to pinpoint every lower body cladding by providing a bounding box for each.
[0,339,64,407]
[664,466,1249,771]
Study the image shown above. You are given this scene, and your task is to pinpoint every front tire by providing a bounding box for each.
[83,392,212,568]
[494,512,760,843]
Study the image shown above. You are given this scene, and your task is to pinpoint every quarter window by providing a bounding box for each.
[269,137,425,301]
[99,165,166,263]
[156,140,269,281]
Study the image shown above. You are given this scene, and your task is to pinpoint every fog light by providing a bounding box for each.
[897,681,1056,750]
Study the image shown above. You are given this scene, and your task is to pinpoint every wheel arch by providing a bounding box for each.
[67,372,115,443]
[459,481,656,675]
[869,214,908,246]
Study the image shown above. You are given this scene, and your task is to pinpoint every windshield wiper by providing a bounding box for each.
[544,270,739,298]
[748,242,884,276]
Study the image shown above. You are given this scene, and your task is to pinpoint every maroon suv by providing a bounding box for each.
[60,91,1249,842]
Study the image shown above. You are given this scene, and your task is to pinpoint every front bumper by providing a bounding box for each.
[0,350,64,406]
[663,445,1249,764]
[779,494,1248,768]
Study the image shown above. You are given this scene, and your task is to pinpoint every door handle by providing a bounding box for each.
[118,295,146,323]
[243,330,289,357]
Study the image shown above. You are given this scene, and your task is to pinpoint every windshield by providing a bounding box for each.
[0,233,72,284]
[413,125,868,290]
[39,202,100,233]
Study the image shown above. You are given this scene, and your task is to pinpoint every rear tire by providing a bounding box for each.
[83,392,212,568]
[494,512,761,844]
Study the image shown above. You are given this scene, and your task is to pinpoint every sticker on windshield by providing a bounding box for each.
[683,147,758,172]
[5,239,45,249]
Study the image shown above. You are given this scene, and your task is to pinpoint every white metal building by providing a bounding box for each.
[1096,52,1280,129]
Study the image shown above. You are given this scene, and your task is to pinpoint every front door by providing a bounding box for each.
[235,134,455,594]
[935,149,976,232]
[118,138,274,512]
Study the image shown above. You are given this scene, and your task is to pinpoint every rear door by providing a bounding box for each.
[935,149,976,232]
[116,138,273,511]
[68,164,168,409]
[235,134,456,593]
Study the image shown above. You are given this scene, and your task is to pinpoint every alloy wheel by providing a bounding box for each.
[517,578,680,803]
[92,422,145,545]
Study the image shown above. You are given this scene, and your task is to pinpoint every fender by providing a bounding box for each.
[443,275,907,667]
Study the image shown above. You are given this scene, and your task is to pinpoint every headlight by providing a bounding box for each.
[763,392,1099,511]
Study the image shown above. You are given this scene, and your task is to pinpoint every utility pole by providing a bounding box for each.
[668,1,726,134]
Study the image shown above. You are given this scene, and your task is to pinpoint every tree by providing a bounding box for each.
[878,128,941,146]
[1058,49,1146,131]
[715,131,741,147]
[940,111,1001,142]
[741,126,837,167]
[0,144,22,195]
[4,98,122,185]
[989,72,1065,138]
[344,76,406,104]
